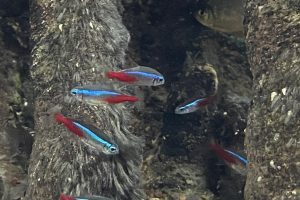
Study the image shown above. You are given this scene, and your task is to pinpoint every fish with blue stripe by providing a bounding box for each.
[71,85,139,105]
[225,149,248,166]
[55,113,119,155]
[60,194,113,200]
[209,143,248,175]
[175,95,214,114]
[106,66,165,86]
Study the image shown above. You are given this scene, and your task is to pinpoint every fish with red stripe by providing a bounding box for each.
[60,194,113,200]
[106,66,165,86]
[175,95,215,114]
[70,85,139,105]
[55,113,119,155]
[209,143,248,175]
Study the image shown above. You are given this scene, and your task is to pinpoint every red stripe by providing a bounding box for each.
[60,194,76,200]
[106,71,137,83]
[209,143,237,164]
[104,95,139,104]
[54,113,84,137]
[197,96,215,107]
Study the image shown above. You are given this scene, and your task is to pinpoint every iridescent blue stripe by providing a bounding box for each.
[225,149,248,165]
[73,122,113,149]
[179,99,202,110]
[72,89,119,96]
[126,71,162,79]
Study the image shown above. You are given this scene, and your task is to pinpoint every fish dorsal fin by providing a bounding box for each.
[122,66,162,75]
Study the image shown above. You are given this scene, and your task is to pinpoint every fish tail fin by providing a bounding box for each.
[60,194,76,200]
[106,71,137,83]
[104,94,139,104]
[209,143,237,165]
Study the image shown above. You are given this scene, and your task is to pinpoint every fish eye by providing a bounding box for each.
[110,146,117,152]
[159,78,164,82]
[71,89,77,95]
[179,107,185,111]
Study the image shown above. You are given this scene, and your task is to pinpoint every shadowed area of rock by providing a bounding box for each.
[0,2,32,199]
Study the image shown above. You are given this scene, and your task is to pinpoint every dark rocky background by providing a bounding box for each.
[122,0,251,199]
[0,0,33,199]
[0,0,251,199]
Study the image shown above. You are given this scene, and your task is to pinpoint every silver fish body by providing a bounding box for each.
[122,66,165,86]
[175,97,211,114]
[70,85,137,105]
[194,0,244,34]
[71,86,118,104]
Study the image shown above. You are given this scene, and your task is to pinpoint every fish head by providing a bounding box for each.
[70,88,80,95]
[194,0,244,34]
[194,9,215,28]
[175,104,198,114]
[105,144,119,155]
[70,88,83,101]
[152,76,165,86]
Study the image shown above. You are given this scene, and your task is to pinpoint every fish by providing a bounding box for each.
[72,121,119,155]
[209,143,248,175]
[70,85,139,105]
[194,0,244,35]
[106,66,165,86]
[60,194,113,200]
[209,143,238,165]
[174,96,214,114]
[225,149,248,166]
[55,113,119,155]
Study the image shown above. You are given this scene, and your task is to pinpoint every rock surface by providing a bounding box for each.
[244,1,300,199]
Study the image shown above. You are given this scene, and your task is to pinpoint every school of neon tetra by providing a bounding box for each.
[56,66,166,199]
[56,61,247,199]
